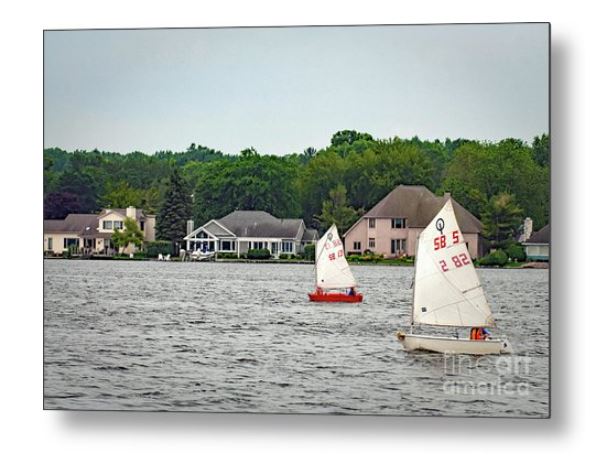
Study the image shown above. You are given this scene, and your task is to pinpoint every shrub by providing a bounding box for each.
[247,248,271,260]
[478,249,508,267]
[505,243,527,262]
[217,252,237,259]
[279,254,289,260]
[359,251,384,263]
[303,244,315,261]
[145,240,173,258]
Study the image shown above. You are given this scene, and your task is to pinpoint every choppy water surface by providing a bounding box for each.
[44,260,549,416]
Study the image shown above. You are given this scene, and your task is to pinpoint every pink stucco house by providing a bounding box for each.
[343,185,484,259]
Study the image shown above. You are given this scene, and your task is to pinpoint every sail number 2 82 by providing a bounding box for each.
[439,253,470,272]
[433,230,460,250]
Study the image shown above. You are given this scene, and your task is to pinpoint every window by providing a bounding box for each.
[113,220,123,230]
[221,241,236,251]
[102,220,113,230]
[140,221,145,231]
[63,238,78,248]
[391,218,407,229]
[391,239,407,254]
[282,241,293,253]
[353,241,361,251]
[368,238,376,249]
[368,218,376,228]
[251,241,266,250]
[47,237,53,250]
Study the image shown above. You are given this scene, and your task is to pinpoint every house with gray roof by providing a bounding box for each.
[523,224,550,261]
[344,185,484,259]
[44,206,155,255]
[184,210,318,258]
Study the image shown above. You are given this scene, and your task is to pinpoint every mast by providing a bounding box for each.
[410,234,420,329]
[314,241,318,289]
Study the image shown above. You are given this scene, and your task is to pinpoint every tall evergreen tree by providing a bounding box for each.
[481,192,523,247]
[316,184,359,235]
[156,169,192,250]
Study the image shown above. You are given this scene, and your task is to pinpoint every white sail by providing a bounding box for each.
[412,199,494,327]
[315,224,357,289]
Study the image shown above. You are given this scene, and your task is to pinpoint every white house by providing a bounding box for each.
[184,210,318,258]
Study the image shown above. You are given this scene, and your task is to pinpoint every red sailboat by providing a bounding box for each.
[308,224,363,303]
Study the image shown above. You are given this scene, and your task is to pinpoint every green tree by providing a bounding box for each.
[112,217,145,252]
[156,169,193,248]
[316,184,359,234]
[100,181,143,209]
[442,139,548,227]
[481,192,523,246]
[331,129,373,147]
[299,149,346,224]
[188,153,301,226]
[532,134,550,166]
[44,192,82,219]
[56,168,100,213]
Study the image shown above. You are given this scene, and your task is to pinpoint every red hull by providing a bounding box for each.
[308,292,363,303]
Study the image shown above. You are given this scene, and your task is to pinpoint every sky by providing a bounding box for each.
[44,24,549,155]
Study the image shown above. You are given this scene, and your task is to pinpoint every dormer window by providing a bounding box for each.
[102,220,112,230]
[113,221,123,230]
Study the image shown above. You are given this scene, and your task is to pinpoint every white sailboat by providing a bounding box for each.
[308,224,363,303]
[396,199,512,354]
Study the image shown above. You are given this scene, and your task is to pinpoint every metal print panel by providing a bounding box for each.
[43,23,550,417]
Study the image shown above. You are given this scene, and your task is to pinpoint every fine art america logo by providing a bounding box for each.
[442,355,532,396]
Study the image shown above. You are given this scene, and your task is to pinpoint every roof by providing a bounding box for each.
[360,185,482,233]
[302,228,319,242]
[203,220,235,238]
[43,214,99,235]
[216,211,304,238]
[97,208,154,221]
[525,224,550,244]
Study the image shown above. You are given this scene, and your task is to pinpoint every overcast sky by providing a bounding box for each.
[44,24,549,155]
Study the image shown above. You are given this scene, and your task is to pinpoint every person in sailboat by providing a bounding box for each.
[348,287,356,296]
[470,327,490,340]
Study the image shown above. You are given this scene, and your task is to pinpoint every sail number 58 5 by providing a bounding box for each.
[433,230,460,250]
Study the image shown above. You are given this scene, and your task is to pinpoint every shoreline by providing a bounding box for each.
[42,256,548,269]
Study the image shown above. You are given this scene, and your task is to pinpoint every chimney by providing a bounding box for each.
[519,217,533,242]
[126,206,137,219]
[186,219,194,235]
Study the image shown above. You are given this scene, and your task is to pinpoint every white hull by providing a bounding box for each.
[396,332,512,355]
[191,251,215,261]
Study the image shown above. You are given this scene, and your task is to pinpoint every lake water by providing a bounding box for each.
[44,260,549,417]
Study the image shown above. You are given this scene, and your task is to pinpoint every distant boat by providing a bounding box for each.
[308,224,363,303]
[396,199,512,354]
[191,250,215,261]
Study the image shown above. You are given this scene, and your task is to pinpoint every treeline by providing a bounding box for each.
[43,130,549,244]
